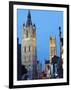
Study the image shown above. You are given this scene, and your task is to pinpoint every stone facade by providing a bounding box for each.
[50,37,57,63]
[21,10,37,79]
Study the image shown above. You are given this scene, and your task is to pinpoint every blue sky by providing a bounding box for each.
[17,9,63,70]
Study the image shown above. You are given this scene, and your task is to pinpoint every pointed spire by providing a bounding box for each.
[28,10,31,19]
[26,10,32,26]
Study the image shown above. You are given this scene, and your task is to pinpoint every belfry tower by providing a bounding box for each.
[21,10,37,79]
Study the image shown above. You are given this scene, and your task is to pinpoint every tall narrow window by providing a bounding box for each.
[26,30,28,38]
[29,46,30,52]
[24,46,26,53]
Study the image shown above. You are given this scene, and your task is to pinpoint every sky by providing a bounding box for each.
[17,9,63,70]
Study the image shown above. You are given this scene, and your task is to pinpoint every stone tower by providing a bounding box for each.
[21,10,37,79]
[50,37,57,63]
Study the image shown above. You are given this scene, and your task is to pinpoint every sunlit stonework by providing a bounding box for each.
[21,10,37,79]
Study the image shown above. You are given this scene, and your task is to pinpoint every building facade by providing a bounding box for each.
[45,60,51,79]
[37,61,42,79]
[51,55,59,78]
[21,10,37,79]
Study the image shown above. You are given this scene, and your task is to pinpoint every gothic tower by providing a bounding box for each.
[50,37,57,63]
[21,10,37,79]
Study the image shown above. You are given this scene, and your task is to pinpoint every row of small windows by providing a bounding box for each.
[24,46,30,53]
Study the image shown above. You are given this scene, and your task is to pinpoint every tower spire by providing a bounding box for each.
[26,10,32,26]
